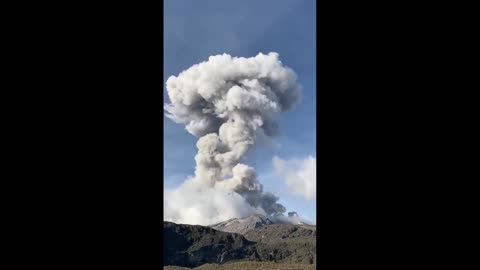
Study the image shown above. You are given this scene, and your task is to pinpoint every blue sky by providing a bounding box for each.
[164,0,316,221]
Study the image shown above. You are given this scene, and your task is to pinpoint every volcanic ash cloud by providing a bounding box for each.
[164,52,302,225]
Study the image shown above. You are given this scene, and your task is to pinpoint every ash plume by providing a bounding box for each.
[164,52,302,225]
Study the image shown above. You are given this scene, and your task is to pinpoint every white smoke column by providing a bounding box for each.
[164,52,302,224]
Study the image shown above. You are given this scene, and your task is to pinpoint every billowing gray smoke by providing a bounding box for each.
[164,52,302,224]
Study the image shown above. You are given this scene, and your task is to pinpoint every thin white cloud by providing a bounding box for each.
[273,155,316,200]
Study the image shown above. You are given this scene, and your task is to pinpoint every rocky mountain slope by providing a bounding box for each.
[209,214,313,236]
[210,214,275,235]
[243,223,316,242]
[164,215,317,268]
[164,222,258,268]
[164,261,316,270]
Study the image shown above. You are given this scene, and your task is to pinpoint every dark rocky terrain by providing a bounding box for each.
[245,223,316,264]
[164,222,258,268]
[164,261,316,269]
[243,223,316,242]
[164,215,316,268]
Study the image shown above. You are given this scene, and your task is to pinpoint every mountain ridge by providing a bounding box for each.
[164,215,316,267]
[209,214,313,235]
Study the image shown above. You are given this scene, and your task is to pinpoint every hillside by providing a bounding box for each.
[164,222,258,268]
[210,214,275,235]
[164,261,316,270]
[243,223,316,242]
[164,215,316,267]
